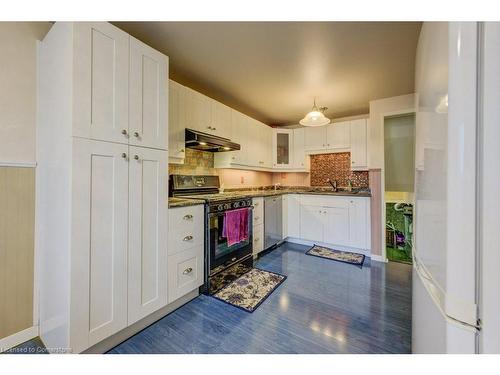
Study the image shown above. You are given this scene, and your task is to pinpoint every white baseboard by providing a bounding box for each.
[370,255,388,263]
[285,237,372,257]
[0,325,38,353]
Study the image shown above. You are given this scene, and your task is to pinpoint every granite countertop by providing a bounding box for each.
[168,197,205,208]
[216,187,371,200]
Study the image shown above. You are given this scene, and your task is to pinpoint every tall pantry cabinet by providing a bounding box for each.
[36,22,169,353]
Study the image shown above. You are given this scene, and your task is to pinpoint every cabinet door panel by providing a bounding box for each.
[168,247,204,303]
[304,126,327,150]
[273,129,293,168]
[128,146,168,324]
[327,121,351,149]
[293,128,307,169]
[168,80,186,160]
[71,138,128,351]
[348,198,369,249]
[129,37,168,150]
[185,89,211,132]
[350,119,368,169]
[324,207,350,246]
[299,204,324,242]
[210,100,232,138]
[73,22,129,143]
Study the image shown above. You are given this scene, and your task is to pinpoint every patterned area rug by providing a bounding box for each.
[212,268,286,313]
[306,245,365,266]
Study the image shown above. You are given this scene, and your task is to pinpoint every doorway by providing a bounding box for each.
[384,114,415,264]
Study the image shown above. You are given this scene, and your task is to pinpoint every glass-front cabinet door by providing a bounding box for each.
[273,129,293,168]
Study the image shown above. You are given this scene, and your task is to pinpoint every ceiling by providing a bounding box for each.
[114,22,422,126]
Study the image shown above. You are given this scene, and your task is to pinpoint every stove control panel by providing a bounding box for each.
[209,198,253,213]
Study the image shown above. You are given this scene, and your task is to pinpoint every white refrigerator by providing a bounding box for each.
[413,21,500,353]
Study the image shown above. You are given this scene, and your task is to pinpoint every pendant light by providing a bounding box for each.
[299,98,330,127]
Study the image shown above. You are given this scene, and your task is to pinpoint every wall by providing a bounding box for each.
[384,114,415,193]
[0,22,51,165]
[169,148,273,188]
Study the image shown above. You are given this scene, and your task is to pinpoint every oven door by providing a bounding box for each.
[208,208,253,275]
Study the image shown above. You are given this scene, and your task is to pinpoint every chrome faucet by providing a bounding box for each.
[326,179,338,192]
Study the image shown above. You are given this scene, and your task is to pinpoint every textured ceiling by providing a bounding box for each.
[114,22,422,126]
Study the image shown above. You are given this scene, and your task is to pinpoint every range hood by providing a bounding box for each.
[185,128,240,152]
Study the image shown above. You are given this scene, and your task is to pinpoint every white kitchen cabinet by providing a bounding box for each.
[128,146,168,325]
[168,205,204,255]
[185,87,211,133]
[326,121,351,149]
[286,194,301,238]
[37,22,173,354]
[168,80,186,162]
[252,197,265,256]
[294,195,370,251]
[71,138,129,350]
[273,129,293,168]
[293,128,308,170]
[129,37,168,150]
[304,126,327,151]
[350,119,368,170]
[261,123,273,169]
[300,204,325,242]
[215,110,249,166]
[210,100,232,138]
[348,197,370,249]
[324,206,350,246]
[73,22,130,144]
[167,247,204,303]
[166,204,204,304]
[253,223,264,256]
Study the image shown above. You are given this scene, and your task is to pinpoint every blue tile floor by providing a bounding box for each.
[109,242,412,354]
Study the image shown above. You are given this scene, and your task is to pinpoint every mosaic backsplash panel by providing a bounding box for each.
[169,148,217,176]
[309,152,369,188]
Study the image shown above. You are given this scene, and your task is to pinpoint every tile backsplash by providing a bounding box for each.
[309,152,369,188]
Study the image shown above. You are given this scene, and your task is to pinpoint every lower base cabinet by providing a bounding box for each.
[292,194,370,250]
[167,205,205,303]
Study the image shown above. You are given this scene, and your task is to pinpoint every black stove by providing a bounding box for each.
[169,175,254,294]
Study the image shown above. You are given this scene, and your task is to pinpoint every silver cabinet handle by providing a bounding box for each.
[180,148,185,153]
[183,235,193,241]
[133,131,140,138]
[254,237,259,242]
[133,154,140,161]
[183,214,193,220]
[254,216,259,220]
[183,267,193,275]
[121,129,128,136]
[121,153,128,160]
[254,202,259,206]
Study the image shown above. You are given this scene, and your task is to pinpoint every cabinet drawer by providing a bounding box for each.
[167,245,204,303]
[168,205,204,255]
[253,223,264,255]
[252,197,264,225]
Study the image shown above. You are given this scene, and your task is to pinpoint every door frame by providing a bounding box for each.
[379,108,416,262]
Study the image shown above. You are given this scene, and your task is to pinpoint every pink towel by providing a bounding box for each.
[223,208,249,247]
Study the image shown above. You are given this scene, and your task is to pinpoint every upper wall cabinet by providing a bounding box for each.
[304,121,351,151]
[272,129,293,169]
[184,88,211,133]
[327,121,350,149]
[73,23,168,150]
[210,100,232,138]
[293,128,309,170]
[349,119,368,170]
[169,80,186,162]
[129,37,168,150]
[73,22,129,144]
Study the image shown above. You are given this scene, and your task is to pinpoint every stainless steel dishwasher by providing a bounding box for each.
[264,196,283,250]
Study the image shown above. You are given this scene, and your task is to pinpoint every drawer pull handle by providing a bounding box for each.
[183,267,193,275]
[183,235,193,241]
[254,216,259,220]
[183,214,193,220]
[254,238,259,241]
